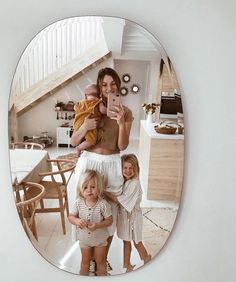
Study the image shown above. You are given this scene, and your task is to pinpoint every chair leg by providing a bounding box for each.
[59,198,66,234]
[31,218,38,240]
[28,204,38,240]
[40,199,44,208]
[65,195,69,216]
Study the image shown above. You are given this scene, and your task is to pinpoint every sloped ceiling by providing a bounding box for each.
[10,17,165,115]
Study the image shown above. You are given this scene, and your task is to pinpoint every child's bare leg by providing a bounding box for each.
[123,240,135,271]
[94,246,107,276]
[80,247,93,275]
[103,235,114,271]
[76,141,93,156]
[105,235,113,258]
[134,241,151,264]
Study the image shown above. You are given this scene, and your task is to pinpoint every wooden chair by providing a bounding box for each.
[16,182,46,240]
[10,142,45,150]
[26,159,76,234]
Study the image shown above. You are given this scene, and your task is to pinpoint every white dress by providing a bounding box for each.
[117,178,143,244]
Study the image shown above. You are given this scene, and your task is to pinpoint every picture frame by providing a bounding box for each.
[122,73,131,83]
[131,84,140,94]
[120,86,129,96]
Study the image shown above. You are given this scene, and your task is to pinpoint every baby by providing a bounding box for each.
[73,84,106,156]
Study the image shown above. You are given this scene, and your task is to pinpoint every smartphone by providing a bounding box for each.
[107,92,120,117]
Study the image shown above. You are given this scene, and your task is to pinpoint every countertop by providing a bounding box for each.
[141,120,184,140]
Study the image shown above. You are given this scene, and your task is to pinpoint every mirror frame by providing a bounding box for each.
[8,15,184,277]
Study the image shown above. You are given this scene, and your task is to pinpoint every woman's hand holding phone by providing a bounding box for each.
[107,92,125,124]
[109,104,125,125]
[107,92,120,118]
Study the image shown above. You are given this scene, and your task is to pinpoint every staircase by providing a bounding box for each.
[9,17,111,115]
[12,43,111,116]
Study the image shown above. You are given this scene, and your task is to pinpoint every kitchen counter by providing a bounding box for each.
[139,120,184,202]
[141,120,184,140]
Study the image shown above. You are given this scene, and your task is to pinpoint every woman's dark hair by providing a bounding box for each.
[97,67,121,95]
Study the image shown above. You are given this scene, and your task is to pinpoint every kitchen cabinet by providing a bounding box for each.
[138,120,184,202]
[56,127,73,147]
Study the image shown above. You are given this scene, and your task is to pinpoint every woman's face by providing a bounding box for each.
[101,74,118,99]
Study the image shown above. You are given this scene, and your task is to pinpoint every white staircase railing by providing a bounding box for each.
[11,17,106,98]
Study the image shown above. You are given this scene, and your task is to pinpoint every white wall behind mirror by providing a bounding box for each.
[8,15,184,276]
[1,1,236,282]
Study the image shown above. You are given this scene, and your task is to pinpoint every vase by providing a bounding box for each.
[146,112,153,123]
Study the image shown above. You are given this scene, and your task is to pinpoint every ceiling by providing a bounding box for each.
[102,17,163,56]
[121,21,162,53]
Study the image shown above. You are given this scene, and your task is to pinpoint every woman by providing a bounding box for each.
[70,67,133,269]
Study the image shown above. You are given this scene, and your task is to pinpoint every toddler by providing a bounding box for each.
[68,170,112,276]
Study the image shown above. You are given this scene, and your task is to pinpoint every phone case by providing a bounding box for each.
[107,93,120,117]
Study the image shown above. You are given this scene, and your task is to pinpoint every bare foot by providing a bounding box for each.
[144,254,151,264]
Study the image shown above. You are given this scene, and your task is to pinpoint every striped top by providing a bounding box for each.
[71,197,112,246]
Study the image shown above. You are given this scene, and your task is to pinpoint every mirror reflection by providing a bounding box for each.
[8,16,184,276]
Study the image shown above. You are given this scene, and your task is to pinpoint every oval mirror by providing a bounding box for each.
[8,16,184,276]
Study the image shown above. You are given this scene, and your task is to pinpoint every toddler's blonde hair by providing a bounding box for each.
[77,170,104,198]
[121,154,140,179]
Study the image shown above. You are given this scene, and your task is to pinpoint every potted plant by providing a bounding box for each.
[142,102,160,123]
[55,101,65,111]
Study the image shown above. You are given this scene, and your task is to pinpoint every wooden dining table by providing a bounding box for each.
[10,149,51,185]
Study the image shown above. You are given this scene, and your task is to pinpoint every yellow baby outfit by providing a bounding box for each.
[73,98,102,145]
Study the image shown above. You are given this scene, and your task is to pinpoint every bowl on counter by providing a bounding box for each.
[154,120,178,134]
[155,125,177,134]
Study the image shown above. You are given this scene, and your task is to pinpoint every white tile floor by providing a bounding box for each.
[30,140,179,276]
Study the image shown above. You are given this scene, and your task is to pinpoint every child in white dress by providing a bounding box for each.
[68,170,112,276]
[105,154,151,272]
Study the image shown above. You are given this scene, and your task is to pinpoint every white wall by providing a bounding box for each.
[114,59,150,139]
[1,1,236,282]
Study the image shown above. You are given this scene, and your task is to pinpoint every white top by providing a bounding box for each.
[141,120,184,140]
[117,178,142,213]
[117,178,143,243]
